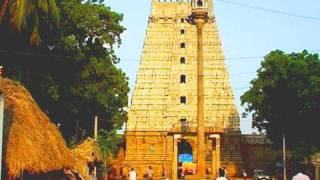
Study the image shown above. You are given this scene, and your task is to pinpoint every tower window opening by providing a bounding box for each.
[180,117,187,122]
[180,57,186,64]
[180,43,186,48]
[180,75,186,83]
[180,117,188,132]
[181,18,185,23]
[197,0,203,7]
[180,96,186,104]
[180,117,187,125]
[181,29,185,34]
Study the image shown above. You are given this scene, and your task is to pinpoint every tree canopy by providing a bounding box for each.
[241,50,320,154]
[0,0,129,150]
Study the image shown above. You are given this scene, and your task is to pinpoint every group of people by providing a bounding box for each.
[130,165,229,180]
[129,166,153,180]
[127,165,312,180]
[107,164,314,180]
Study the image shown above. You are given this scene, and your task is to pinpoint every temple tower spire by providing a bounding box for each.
[124,0,242,179]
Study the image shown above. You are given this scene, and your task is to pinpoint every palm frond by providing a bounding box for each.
[30,10,41,45]
[48,0,59,27]
[37,0,49,13]
[3,0,59,46]
[8,0,32,31]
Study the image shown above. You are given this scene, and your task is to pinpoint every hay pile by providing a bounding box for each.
[72,138,103,164]
[72,138,103,178]
[0,77,76,178]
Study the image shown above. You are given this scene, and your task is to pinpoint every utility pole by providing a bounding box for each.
[93,115,98,178]
[283,133,287,180]
[94,115,98,141]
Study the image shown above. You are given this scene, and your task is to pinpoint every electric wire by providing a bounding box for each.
[216,0,320,21]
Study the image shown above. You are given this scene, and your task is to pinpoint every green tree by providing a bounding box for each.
[241,50,320,158]
[98,129,123,159]
[0,0,59,45]
[1,0,129,147]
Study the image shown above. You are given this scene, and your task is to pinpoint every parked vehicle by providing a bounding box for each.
[253,169,271,180]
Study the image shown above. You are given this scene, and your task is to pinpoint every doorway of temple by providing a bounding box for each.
[178,140,195,178]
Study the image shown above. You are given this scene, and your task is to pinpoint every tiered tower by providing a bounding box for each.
[124,0,242,179]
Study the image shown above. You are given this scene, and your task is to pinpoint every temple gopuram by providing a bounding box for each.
[122,0,243,179]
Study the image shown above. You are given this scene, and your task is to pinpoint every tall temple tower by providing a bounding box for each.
[123,0,242,179]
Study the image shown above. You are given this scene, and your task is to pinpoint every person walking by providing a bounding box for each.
[129,168,137,180]
[242,169,248,180]
[146,166,153,180]
[292,172,310,180]
[223,166,228,179]
[216,166,228,180]
[292,165,311,180]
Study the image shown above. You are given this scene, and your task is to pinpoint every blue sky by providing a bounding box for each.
[105,0,320,134]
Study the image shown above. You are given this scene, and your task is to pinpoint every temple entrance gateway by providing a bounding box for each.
[172,135,222,179]
[178,140,194,178]
[123,0,243,179]
[178,140,193,161]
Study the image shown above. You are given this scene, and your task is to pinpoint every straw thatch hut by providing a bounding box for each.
[72,138,103,179]
[0,78,78,180]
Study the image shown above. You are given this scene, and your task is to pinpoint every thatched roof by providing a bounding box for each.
[0,78,76,178]
[72,137,103,164]
[71,137,103,179]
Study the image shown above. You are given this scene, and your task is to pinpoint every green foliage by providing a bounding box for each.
[241,50,320,157]
[0,0,129,146]
[98,129,123,159]
[291,143,318,162]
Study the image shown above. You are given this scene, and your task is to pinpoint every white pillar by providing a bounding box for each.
[93,115,98,177]
[94,115,98,140]
[283,134,287,180]
[0,95,4,179]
